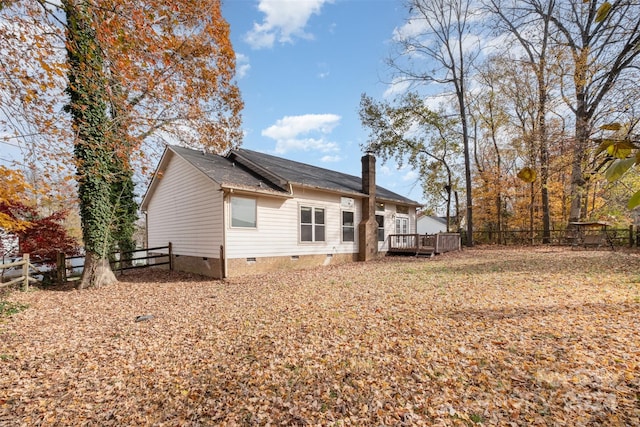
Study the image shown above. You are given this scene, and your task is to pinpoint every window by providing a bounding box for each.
[301,206,325,242]
[231,197,256,228]
[376,202,385,212]
[342,211,355,242]
[396,205,409,215]
[376,214,385,242]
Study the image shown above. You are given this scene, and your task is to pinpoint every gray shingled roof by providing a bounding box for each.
[169,146,286,194]
[170,145,419,205]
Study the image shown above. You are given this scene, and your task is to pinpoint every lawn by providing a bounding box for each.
[1,247,639,426]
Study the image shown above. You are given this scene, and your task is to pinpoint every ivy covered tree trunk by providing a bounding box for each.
[110,165,138,266]
[107,71,138,266]
[63,0,117,289]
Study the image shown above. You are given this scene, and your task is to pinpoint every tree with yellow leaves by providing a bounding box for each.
[0,166,31,233]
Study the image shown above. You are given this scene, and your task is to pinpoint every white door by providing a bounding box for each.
[395,217,408,247]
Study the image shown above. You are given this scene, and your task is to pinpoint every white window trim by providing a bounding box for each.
[299,204,326,243]
[341,209,355,243]
[230,196,257,229]
[376,213,385,242]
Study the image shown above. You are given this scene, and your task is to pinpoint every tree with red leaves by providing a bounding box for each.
[0,202,79,263]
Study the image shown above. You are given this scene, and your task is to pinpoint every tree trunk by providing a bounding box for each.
[457,89,474,247]
[529,182,535,244]
[537,54,550,243]
[445,185,452,233]
[65,0,119,289]
[78,252,117,289]
[569,112,589,222]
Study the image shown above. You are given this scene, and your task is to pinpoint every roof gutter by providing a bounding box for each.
[220,184,293,199]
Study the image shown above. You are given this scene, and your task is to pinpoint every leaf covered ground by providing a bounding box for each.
[1,247,639,426]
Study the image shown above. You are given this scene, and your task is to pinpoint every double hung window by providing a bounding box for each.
[342,211,355,242]
[376,214,385,242]
[301,206,325,242]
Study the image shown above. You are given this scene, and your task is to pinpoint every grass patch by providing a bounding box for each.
[0,300,28,317]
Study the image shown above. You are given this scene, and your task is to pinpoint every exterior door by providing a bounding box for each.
[395,216,408,247]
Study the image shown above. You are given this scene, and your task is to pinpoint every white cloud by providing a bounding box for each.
[235,53,251,79]
[274,137,339,154]
[402,170,419,182]
[317,62,330,79]
[392,18,428,42]
[263,113,340,139]
[262,113,341,154]
[321,155,341,162]
[383,77,412,99]
[244,0,333,49]
[379,165,392,176]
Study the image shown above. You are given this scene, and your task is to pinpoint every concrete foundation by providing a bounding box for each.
[226,252,357,277]
[151,252,359,279]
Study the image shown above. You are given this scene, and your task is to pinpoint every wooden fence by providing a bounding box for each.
[468,227,635,247]
[1,244,173,286]
[0,254,38,291]
[57,243,173,282]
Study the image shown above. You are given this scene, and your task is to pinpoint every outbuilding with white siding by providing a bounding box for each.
[141,145,420,278]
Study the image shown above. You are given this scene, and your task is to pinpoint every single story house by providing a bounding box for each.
[417,214,448,235]
[141,145,420,278]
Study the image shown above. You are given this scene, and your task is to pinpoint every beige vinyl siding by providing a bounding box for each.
[225,187,360,259]
[377,207,391,252]
[376,204,417,252]
[147,153,222,257]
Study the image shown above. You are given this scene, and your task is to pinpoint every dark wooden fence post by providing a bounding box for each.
[220,245,225,279]
[22,253,29,291]
[168,242,173,271]
[629,225,634,248]
[56,252,66,283]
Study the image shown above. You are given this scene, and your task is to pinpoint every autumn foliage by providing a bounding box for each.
[0,201,79,262]
[1,0,243,287]
[0,166,31,233]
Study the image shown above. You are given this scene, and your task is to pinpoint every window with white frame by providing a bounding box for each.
[396,205,409,215]
[376,214,385,242]
[342,211,355,242]
[231,196,256,228]
[301,206,325,242]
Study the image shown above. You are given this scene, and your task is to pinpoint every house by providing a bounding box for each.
[141,145,420,278]
[417,214,448,235]
[0,228,19,259]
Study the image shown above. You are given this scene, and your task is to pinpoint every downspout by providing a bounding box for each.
[221,190,228,279]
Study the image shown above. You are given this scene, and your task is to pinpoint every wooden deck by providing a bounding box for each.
[388,233,461,256]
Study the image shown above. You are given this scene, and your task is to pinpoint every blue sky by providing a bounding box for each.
[0,0,425,203]
[222,0,424,202]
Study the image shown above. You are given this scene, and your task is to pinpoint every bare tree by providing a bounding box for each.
[388,0,481,245]
[360,93,462,231]
[541,0,640,222]
[485,0,557,241]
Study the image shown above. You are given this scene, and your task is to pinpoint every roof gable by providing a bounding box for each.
[169,146,285,193]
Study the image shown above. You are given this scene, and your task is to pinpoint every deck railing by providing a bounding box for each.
[435,233,462,253]
[388,233,461,255]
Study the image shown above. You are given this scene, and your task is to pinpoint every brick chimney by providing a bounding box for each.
[358,153,378,261]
